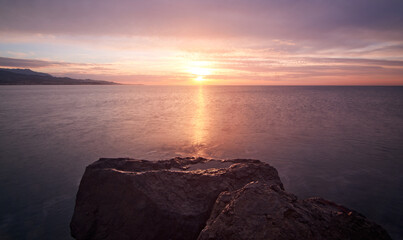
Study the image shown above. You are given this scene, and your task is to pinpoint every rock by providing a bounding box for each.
[70,157,283,240]
[70,157,391,240]
[198,181,391,240]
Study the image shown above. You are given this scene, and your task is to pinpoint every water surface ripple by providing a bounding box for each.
[0,85,402,239]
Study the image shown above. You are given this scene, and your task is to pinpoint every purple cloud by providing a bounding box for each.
[1,0,402,44]
[0,56,63,68]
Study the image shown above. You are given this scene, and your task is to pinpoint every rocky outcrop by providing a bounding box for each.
[198,181,390,240]
[70,157,391,240]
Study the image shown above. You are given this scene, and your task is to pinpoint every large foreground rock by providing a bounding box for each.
[71,157,391,240]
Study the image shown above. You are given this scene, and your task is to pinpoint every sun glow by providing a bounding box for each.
[189,66,212,76]
[186,61,214,83]
[195,76,205,82]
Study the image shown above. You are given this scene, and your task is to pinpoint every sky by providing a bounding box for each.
[0,0,403,85]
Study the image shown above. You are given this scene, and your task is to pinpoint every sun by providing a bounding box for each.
[186,61,213,83]
[195,76,205,82]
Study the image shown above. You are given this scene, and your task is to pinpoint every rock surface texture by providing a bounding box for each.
[71,157,391,240]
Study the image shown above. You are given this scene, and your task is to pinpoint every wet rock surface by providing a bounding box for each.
[71,157,391,240]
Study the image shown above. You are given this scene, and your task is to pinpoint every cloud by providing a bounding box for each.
[1,0,402,74]
[0,56,113,68]
[207,55,403,84]
[57,72,188,84]
[211,56,403,73]
[0,56,63,68]
[0,56,120,79]
[0,56,188,83]
[1,0,402,43]
[2,55,402,85]
[304,57,403,67]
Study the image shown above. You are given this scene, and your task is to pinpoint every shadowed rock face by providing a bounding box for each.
[198,182,391,240]
[70,157,391,240]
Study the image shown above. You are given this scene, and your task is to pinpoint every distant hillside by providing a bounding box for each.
[0,68,118,85]
[0,68,52,77]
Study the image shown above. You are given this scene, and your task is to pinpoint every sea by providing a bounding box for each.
[0,85,402,239]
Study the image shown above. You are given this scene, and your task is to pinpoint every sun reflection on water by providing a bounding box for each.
[192,86,208,156]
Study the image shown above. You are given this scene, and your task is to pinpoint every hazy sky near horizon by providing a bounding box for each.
[1,0,403,85]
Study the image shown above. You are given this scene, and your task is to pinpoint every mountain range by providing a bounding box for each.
[0,68,118,85]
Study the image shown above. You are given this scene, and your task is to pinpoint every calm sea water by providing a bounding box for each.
[0,85,402,239]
